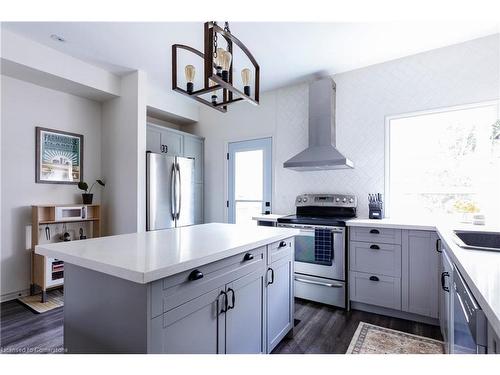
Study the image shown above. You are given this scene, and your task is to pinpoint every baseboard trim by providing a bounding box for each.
[350,301,439,326]
[1,289,30,303]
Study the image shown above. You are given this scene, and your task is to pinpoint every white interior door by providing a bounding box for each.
[228,138,272,224]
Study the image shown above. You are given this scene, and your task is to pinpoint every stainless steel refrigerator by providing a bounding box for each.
[146,152,195,230]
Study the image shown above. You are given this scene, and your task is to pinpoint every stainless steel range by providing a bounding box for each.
[277,193,357,308]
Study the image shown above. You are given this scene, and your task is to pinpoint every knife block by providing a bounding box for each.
[369,202,384,219]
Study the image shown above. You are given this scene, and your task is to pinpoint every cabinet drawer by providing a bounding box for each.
[151,246,265,318]
[267,237,294,264]
[349,241,401,277]
[350,271,401,310]
[350,227,402,244]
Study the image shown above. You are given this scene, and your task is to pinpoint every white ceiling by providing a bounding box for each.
[3,22,499,92]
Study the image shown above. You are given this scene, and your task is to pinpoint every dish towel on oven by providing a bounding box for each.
[314,228,334,263]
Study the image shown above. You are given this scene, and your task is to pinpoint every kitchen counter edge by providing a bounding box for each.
[35,227,299,284]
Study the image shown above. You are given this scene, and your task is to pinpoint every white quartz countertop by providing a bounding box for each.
[346,218,436,231]
[252,214,287,222]
[35,223,299,284]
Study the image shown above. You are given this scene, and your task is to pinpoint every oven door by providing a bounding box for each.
[277,223,345,281]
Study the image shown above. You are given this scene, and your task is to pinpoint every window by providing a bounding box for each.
[387,102,500,223]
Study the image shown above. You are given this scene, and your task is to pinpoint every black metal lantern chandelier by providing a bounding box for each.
[172,22,260,113]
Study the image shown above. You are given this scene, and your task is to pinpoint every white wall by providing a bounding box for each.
[148,79,199,123]
[0,75,102,300]
[191,34,500,222]
[102,71,147,235]
[1,29,120,101]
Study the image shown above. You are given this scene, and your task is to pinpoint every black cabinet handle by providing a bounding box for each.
[369,276,379,282]
[370,244,380,250]
[226,288,235,310]
[278,241,287,248]
[218,290,228,313]
[441,272,450,292]
[243,253,254,261]
[267,267,275,285]
[436,238,442,253]
[369,229,380,234]
[188,269,203,281]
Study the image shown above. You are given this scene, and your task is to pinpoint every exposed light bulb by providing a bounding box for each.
[214,48,226,77]
[241,68,252,96]
[185,65,195,82]
[221,51,232,70]
[241,68,251,86]
[221,51,232,82]
[185,65,195,93]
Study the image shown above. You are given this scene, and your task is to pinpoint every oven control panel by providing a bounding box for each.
[295,194,357,208]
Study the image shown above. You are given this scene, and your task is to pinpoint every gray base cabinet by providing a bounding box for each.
[266,251,294,352]
[487,323,500,354]
[225,269,266,354]
[150,286,224,354]
[64,238,294,354]
[401,230,439,318]
[349,226,439,321]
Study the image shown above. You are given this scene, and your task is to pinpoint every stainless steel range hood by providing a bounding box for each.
[283,77,354,171]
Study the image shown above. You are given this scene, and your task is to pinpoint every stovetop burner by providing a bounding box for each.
[277,193,357,227]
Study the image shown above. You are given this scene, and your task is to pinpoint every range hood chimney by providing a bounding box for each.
[283,77,354,171]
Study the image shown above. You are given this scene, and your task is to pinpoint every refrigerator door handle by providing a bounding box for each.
[170,164,177,220]
[176,163,182,220]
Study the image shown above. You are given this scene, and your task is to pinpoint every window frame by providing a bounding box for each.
[384,100,499,218]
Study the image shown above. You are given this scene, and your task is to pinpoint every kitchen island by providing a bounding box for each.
[35,223,298,354]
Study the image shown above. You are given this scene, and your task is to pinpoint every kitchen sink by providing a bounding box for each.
[453,230,500,252]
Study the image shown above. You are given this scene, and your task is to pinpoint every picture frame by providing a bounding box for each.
[35,127,84,184]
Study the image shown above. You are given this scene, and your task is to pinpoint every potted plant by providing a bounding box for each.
[78,179,105,205]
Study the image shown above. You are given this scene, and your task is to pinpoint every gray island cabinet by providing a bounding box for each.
[36,223,296,354]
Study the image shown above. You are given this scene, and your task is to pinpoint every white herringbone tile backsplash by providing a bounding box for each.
[273,35,499,217]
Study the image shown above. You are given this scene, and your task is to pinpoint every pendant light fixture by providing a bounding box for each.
[172,22,260,113]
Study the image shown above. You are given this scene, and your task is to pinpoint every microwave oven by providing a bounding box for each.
[55,206,87,221]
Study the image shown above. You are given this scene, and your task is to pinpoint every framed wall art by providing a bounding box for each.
[35,127,84,184]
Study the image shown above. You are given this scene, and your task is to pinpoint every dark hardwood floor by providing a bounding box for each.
[0,297,441,354]
[0,299,64,354]
[272,298,442,354]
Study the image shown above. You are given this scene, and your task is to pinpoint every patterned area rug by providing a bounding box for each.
[347,322,444,354]
[18,289,64,314]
